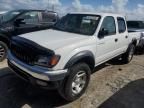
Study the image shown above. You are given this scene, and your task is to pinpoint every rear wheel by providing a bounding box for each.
[122,44,135,64]
[58,63,91,101]
[0,41,8,62]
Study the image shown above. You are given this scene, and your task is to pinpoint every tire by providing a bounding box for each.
[58,63,91,101]
[0,41,8,62]
[121,44,135,64]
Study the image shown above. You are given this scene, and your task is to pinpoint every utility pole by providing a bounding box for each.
[52,5,55,11]
[46,0,54,11]
[46,0,50,11]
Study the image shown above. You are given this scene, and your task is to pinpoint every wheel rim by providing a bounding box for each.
[72,71,87,95]
[128,46,134,61]
[0,44,5,60]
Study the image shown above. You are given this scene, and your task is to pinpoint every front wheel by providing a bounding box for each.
[58,63,91,101]
[121,44,135,64]
[0,41,8,62]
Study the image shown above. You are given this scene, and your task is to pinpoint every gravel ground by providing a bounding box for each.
[0,54,144,108]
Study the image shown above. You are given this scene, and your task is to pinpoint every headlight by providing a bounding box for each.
[35,55,61,68]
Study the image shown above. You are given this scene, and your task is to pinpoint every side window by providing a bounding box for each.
[41,12,57,23]
[19,11,39,24]
[99,16,116,36]
[117,17,126,33]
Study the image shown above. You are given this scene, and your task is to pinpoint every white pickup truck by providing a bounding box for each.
[8,12,137,101]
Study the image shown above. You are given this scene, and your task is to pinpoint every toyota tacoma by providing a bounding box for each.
[8,12,137,101]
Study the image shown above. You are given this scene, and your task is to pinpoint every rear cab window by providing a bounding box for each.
[127,21,144,29]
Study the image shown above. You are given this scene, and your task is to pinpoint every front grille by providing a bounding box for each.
[11,42,37,65]
[10,37,54,65]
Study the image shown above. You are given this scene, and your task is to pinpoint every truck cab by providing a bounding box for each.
[8,12,136,101]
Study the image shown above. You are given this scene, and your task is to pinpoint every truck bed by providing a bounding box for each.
[128,30,141,46]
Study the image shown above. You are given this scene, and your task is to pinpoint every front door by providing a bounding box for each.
[96,16,118,64]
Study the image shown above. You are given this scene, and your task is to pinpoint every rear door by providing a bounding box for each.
[117,17,129,53]
[96,16,118,64]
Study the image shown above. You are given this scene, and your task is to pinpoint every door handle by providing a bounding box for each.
[115,38,118,42]
[125,36,128,38]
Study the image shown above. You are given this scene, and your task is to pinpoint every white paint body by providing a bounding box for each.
[18,12,136,70]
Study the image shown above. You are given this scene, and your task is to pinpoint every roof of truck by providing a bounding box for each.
[69,12,125,17]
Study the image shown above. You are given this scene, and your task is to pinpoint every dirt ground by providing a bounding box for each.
[0,54,144,108]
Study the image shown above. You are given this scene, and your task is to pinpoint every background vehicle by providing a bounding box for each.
[0,11,7,17]
[127,21,144,51]
[8,13,137,101]
[0,9,59,61]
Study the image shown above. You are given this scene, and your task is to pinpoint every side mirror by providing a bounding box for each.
[14,18,25,27]
[98,28,109,38]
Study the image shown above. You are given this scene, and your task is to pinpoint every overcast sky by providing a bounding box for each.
[0,0,144,20]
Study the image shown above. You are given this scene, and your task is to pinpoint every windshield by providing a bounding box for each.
[0,10,21,23]
[53,14,101,35]
[127,21,144,29]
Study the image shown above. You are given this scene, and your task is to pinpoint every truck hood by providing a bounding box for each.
[19,29,89,50]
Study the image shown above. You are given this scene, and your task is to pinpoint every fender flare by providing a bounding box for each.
[64,51,95,70]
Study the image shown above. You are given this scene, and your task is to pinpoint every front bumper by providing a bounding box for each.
[8,51,68,82]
